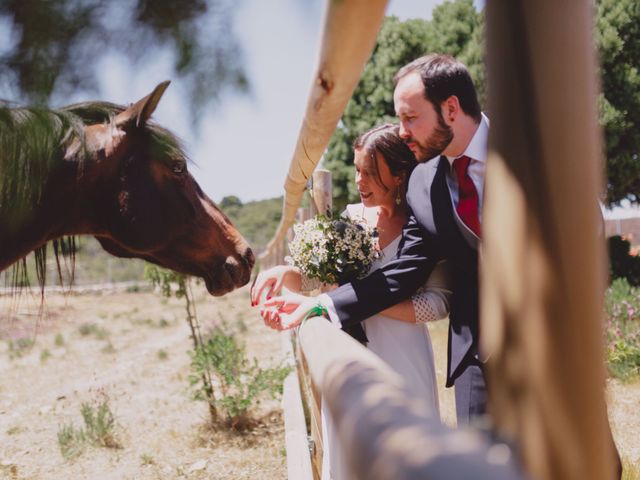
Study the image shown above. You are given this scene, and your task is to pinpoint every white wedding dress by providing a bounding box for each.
[321,203,445,480]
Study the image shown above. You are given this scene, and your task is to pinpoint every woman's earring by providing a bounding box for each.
[395,188,402,206]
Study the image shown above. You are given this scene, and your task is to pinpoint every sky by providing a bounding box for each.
[93,0,445,204]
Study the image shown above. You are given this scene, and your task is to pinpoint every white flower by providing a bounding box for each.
[287,214,380,284]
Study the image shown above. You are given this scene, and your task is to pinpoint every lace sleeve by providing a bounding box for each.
[411,260,452,324]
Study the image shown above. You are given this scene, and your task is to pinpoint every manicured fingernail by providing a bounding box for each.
[267,295,272,300]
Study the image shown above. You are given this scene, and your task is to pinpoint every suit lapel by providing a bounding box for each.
[432,156,456,239]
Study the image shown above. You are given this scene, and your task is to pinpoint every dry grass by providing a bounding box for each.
[0,285,287,479]
[0,285,638,478]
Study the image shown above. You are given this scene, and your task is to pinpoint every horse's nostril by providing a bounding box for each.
[243,248,255,269]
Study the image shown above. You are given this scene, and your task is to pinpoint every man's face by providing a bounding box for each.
[394,72,453,162]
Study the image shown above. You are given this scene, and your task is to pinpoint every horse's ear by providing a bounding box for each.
[115,80,171,130]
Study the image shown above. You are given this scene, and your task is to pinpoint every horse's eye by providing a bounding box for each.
[172,163,186,175]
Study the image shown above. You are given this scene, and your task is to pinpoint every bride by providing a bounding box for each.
[252,123,451,479]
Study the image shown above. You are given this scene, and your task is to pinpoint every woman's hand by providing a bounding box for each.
[250,265,301,306]
[261,293,320,331]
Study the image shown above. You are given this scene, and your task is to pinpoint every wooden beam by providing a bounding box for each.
[298,317,525,479]
[261,0,388,260]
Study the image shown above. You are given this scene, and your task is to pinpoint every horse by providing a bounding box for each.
[0,81,254,295]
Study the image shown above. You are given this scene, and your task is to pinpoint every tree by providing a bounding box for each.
[219,196,282,253]
[596,0,640,204]
[324,0,640,209]
[0,0,248,117]
[323,0,484,213]
[219,195,243,218]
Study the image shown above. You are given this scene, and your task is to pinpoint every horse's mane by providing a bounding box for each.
[62,101,190,167]
[0,101,188,211]
[0,100,188,293]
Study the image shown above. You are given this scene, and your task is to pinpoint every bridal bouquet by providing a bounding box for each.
[286,214,379,285]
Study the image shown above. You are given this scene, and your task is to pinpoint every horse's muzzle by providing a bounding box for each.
[205,248,254,296]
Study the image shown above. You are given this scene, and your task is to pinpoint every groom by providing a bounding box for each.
[268,54,489,425]
[329,54,488,425]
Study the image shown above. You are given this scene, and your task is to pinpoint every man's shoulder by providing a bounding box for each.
[409,157,440,189]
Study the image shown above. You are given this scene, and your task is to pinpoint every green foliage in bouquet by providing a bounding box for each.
[286,214,379,285]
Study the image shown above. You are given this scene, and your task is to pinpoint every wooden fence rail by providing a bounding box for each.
[269,2,617,478]
[297,316,525,480]
[256,170,331,478]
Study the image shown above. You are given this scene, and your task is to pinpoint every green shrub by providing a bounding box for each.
[57,398,122,460]
[146,264,289,429]
[78,323,109,339]
[8,337,34,358]
[189,326,290,430]
[81,401,121,448]
[605,278,640,380]
[57,423,86,460]
[608,236,640,286]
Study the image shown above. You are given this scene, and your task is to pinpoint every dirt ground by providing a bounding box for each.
[1,285,638,479]
[427,319,640,471]
[0,285,288,480]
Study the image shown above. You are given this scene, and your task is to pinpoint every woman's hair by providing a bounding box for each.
[353,123,417,193]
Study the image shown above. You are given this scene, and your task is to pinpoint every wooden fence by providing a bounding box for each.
[265,2,618,479]
[275,169,332,480]
[266,169,524,479]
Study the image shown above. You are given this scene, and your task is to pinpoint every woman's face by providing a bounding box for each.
[354,148,401,209]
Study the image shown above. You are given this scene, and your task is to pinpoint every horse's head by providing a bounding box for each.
[80,82,254,295]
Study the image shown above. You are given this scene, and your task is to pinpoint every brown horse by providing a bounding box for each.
[0,81,254,295]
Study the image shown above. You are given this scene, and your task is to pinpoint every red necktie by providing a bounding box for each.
[452,156,481,237]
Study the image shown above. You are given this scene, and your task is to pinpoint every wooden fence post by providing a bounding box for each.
[285,174,333,479]
[310,169,333,217]
[483,2,616,479]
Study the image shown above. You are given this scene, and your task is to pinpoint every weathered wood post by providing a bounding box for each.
[288,172,333,479]
[259,0,388,263]
[310,168,333,218]
[482,1,617,479]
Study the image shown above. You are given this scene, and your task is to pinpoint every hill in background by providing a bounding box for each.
[219,196,282,254]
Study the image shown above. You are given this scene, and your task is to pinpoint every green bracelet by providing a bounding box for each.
[302,304,329,324]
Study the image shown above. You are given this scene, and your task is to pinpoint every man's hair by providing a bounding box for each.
[394,54,481,122]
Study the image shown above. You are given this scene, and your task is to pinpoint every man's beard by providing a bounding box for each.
[411,111,453,163]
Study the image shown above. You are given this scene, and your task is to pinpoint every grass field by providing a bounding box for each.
[0,285,287,479]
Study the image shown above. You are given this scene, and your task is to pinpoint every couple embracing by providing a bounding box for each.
[252,53,488,475]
